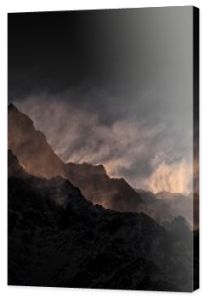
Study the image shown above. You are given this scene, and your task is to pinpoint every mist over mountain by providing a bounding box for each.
[8,7,199,292]
[15,94,193,195]
[8,104,198,228]
[8,104,142,209]
[139,190,195,228]
[66,162,143,211]
[8,105,199,290]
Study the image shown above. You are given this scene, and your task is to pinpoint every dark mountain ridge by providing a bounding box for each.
[8,104,144,211]
[66,162,143,211]
[8,104,197,228]
[8,150,195,291]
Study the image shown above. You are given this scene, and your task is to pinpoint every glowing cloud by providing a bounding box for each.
[148,160,192,194]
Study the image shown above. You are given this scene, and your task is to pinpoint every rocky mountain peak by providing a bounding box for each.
[8,104,66,179]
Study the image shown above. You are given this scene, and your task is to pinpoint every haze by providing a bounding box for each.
[8,7,195,193]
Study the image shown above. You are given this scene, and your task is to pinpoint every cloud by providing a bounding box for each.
[148,160,192,194]
[14,91,193,194]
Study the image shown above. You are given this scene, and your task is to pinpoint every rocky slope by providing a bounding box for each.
[8,104,198,228]
[8,151,195,291]
[66,162,143,211]
[8,103,66,178]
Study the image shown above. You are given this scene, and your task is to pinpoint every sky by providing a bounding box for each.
[8,6,196,193]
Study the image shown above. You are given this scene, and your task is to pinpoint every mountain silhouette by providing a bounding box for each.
[8,104,143,211]
[8,149,26,178]
[8,104,198,228]
[66,162,143,211]
[8,150,196,291]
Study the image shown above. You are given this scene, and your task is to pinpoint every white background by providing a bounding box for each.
[0,0,207,299]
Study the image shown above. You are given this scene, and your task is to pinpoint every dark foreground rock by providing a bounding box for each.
[8,153,196,292]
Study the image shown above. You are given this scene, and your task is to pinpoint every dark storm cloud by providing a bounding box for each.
[9,7,195,192]
[8,7,193,99]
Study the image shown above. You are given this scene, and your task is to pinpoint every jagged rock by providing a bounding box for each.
[8,104,66,178]
[8,151,195,291]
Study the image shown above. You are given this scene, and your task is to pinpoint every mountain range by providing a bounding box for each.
[8,104,199,291]
[8,148,197,291]
[8,104,198,228]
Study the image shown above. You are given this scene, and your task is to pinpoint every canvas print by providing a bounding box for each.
[8,6,199,292]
